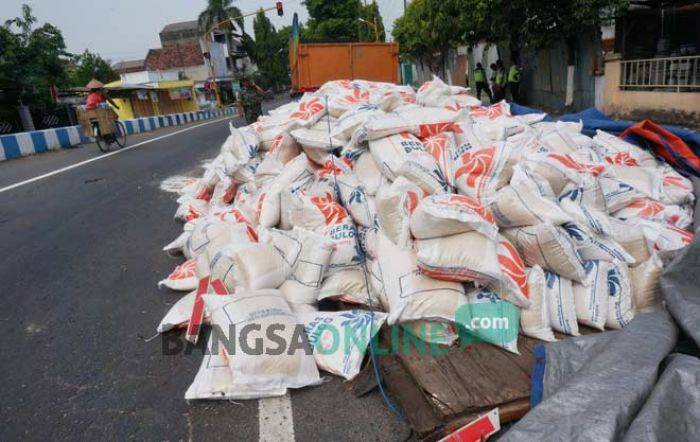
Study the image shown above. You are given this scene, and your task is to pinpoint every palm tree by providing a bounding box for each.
[198,0,245,72]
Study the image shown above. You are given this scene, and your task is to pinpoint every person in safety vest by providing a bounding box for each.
[472,63,493,103]
[494,60,507,101]
[508,62,522,103]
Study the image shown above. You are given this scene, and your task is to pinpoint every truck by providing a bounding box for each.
[289,42,400,93]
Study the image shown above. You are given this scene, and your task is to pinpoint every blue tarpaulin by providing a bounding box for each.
[509,103,700,156]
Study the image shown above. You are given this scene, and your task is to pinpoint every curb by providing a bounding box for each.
[0,107,238,162]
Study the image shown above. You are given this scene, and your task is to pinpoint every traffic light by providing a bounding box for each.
[276,1,283,16]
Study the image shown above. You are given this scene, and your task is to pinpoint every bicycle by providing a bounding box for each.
[76,107,127,153]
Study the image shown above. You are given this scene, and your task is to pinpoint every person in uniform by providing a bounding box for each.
[472,63,493,103]
[240,77,264,124]
[507,62,522,103]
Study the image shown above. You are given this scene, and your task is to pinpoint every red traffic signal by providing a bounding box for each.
[276,1,283,16]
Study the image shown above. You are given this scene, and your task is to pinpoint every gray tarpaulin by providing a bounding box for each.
[502,179,700,441]
[623,354,700,441]
[660,179,700,347]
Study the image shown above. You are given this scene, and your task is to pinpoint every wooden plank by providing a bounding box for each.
[423,398,531,442]
[376,349,442,435]
[395,332,537,421]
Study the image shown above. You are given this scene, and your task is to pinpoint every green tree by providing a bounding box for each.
[358,1,386,42]
[304,0,363,42]
[251,9,288,89]
[1,4,69,107]
[392,0,465,73]
[394,0,629,104]
[69,50,118,87]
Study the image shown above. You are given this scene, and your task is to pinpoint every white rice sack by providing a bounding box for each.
[613,197,693,229]
[474,116,527,141]
[416,231,501,284]
[287,191,340,230]
[279,279,319,308]
[249,119,289,150]
[286,192,363,273]
[488,167,572,228]
[354,151,383,196]
[222,123,261,167]
[327,87,371,117]
[319,160,376,227]
[376,177,425,248]
[640,220,694,253]
[558,174,607,211]
[524,152,605,191]
[291,227,335,288]
[558,193,613,237]
[544,271,580,336]
[397,150,451,194]
[502,223,587,282]
[374,232,467,325]
[452,121,491,149]
[397,105,460,138]
[163,229,191,256]
[201,292,321,390]
[290,127,343,151]
[258,153,316,227]
[593,130,658,167]
[402,320,459,346]
[300,310,387,380]
[520,266,556,342]
[416,75,452,107]
[287,96,327,128]
[491,236,531,308]
[422,132,457,188]
[599,176,644,212]
[573,260,611,330]
[322,215,363,274]
[606,165,663,200]
[364,112,415,140]
[451,142,514,202]
[230,243,292,290]
[369,132,425,180]
[468,101,511,120]
[560,222,636,264]
[158,259,198,291]
[157,290,196,333]
[254,156,283,188]
[331,103,384,140]
[317,267,382,307]
[630,253,663,311]
[410,193,498,240]
[539,122,586,155]
[185,334,287,401]
[174,197,209,223]
[185,219,245,259]
[462,287,520,354]
[605,263,635,329]
[659,167,694,205]
[267,132,301,164]
[608,217,651,263]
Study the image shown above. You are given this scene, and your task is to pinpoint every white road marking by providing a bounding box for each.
[0,117,232,194]
[258,393,295,442]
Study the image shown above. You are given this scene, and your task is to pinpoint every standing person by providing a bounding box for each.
[508,62,522,103]
[494,60,507,101]
[489,63,500,102]
[240,77,264,124]
[472,63,493,103]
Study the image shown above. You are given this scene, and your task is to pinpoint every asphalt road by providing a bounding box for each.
[0,109,411,441]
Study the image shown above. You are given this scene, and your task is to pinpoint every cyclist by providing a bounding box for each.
[85,79,119,110]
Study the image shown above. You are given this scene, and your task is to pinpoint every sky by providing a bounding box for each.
[1,0,407,64]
